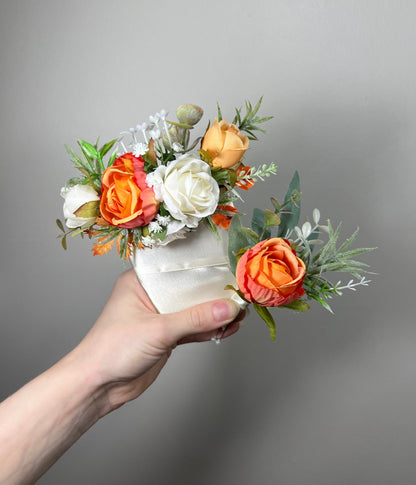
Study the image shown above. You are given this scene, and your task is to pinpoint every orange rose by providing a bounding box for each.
[236,238,306,307]
[100,153,158,228]
[201,118,249,168]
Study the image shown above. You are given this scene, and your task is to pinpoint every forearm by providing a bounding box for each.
[0,348,108,485]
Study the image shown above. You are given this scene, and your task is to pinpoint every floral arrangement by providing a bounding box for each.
[57,98,374,340]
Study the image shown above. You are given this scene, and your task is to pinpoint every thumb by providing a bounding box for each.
[162,299,241,344]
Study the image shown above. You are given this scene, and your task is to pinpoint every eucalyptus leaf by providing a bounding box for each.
[264,209,281,228]
[270,197,281,213]
[240,227,260,243]
[278,171,300,237]
[228,216,250,275]
[251,208,265,236]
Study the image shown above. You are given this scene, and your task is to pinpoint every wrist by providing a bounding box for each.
[61,344,118,419]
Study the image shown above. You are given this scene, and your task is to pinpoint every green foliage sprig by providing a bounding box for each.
[227,171,375,339]
[217,96,274,140]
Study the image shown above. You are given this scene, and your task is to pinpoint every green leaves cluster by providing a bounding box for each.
[57,137,118,252]
[301,223,375,312]
[65,138,118,191]
[217,96,273,140]
[226,171,375,340]
[227,171,303,340]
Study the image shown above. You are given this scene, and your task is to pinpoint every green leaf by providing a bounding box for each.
[99,138,118,158]
[74,200,100,218]
[279,299,310,312]
[67,177,88,186]
[278,171,301,237]
[228,216,250,275]
[153,227,168,241]
[217,102,223,121]
[227,168,237,187]
[61,235,67,250]
[203,216,221,240]
[78,139,100,161]
[253,303,276,341]
[270,197,281,213]
[240,227,260,244]
[251,208,265,235]
[56,219,65,233]
[224,285,249,302]
[251,208,271,239]
[65,145,84,167]
[167,120,194,130]
[198,149,212,164]
[264,209,281,227]
[211,167,230,184]
[76,167,100,191]
[108,149,118,167]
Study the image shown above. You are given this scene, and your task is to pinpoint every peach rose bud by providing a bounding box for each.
[201,119,249,168]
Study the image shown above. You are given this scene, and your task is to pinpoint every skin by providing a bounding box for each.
[0,269,244,484]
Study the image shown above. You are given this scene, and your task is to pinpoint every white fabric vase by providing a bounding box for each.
[131,224,245,314]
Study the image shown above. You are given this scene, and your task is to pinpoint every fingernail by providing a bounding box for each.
[212,300,240,323]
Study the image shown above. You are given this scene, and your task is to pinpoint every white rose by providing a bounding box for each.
[60,184,100,228]
[146,154,219,230]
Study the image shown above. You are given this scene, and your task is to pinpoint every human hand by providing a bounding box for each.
[75,269,245,414]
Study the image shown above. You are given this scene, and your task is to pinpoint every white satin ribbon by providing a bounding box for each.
[131,224,245,314]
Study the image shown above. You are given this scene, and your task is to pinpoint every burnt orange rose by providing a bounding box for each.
[100,153,158,228]
[201,118,249,168]
[236,238,306,306]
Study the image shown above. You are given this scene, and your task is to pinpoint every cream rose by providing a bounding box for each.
[61,184,100,228]
[146,155,219,230]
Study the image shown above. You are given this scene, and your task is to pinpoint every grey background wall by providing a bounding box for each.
[1,1,415,483]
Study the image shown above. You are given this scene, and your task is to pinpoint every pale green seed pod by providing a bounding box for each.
[176,104,203,126]
[162,126,183,148]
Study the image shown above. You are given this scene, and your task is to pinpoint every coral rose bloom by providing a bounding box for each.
[100,153,158,228]
[236,238,306,307]
[201,118,249,168]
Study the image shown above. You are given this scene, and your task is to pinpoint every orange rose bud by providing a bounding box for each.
[236,238,306,307]
[201,118,249,168]
[100,153,159,228]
